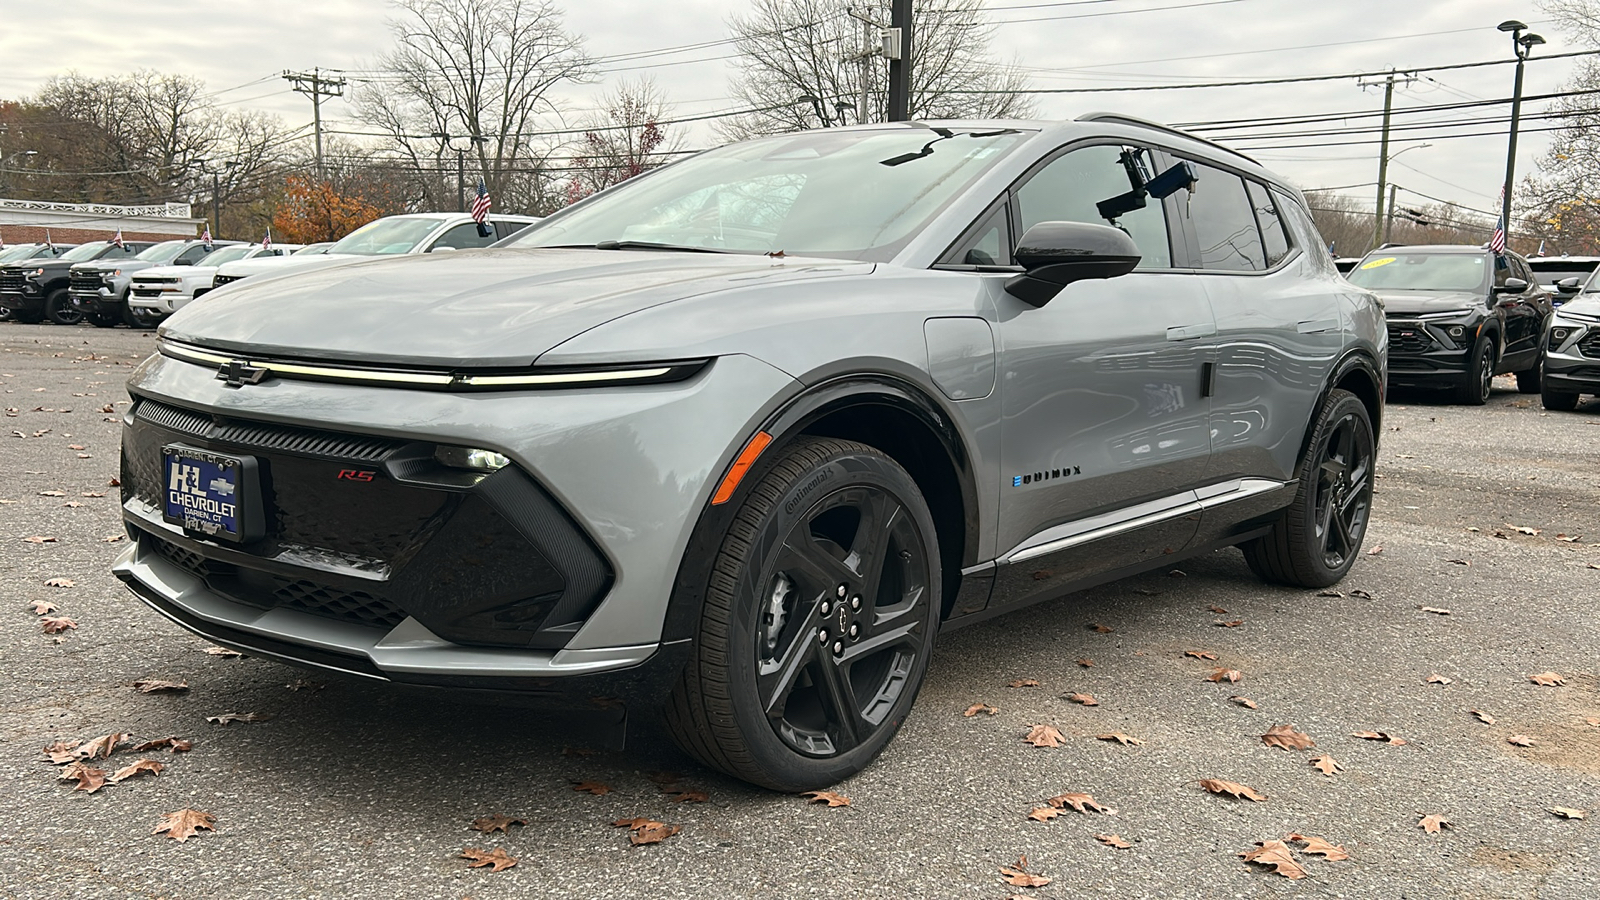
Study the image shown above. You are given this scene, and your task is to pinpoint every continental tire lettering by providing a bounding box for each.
[785,467,835,515]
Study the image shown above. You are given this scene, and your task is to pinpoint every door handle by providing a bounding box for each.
[1165,323,1216,341]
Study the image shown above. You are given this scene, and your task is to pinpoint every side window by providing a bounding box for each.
[430,223,497,251]
[1492,254,1510,288]
[1512,256,1535,288]
[178,246,209,264]
[1177,161,1265,271]
[1014,144,1172,269]
[1273,190,1336,275]
[940,199,1011,267]
[494,220,533,241]
[1247,181,1290,267]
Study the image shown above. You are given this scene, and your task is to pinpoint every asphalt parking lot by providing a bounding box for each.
[1,322,1597,899]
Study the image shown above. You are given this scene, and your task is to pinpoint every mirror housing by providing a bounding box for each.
[1556,276,1583,295]
[174,258,194,266]
[1004,221,1142,307]
[1494,277,1528,294]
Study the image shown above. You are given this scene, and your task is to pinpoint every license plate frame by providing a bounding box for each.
[161,445,264,543]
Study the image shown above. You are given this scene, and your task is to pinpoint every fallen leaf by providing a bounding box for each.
[107,477,121,487]
[130,737,193,753]
[58,762,108,793]
[1230,696,1258,709]
[1549,807,1587,819]
[1288,833,1351,860]
[42,740,80,764]
[571,781,612,796]
[645,770,680,786]
[101,534,125,543]
[1207,605,1228,614]
[1367,545,1384,555]
[561,746,597,758]
[37,490,65,497]
[1471,710,1496,725]
[1215,619,1244,628]
[1555,534,1581,543]
[460,847,518,871]
[152,809,216,842]
[1586,717,1600,728]
[1507,734,1536,747]
[1168,569,1187,577]
[1027,806,1061,822]
[1447,558,1470,566]
[1088,623,1113,633]
[1420,606,1451,615]
[1207,668,1243,684]
[1418,814,1451,834]
[1507,524,1541,535]
[1350,588,1374,599]
[29,600,57,615]
[1200,778,1265,801]
[1184,650,1218,660]
[470,815,527,834]
[41,616,76,634]
[1048,791,1116,814]
[1007,678,1040,689]
[800,790,850,807]
[1096,732,1145,746]
[1528,672,1565,686]
[1240,839,1306,879]
[74,733,128,760]
[963,703,998,717]
[67,444,85,451]
[1065,692,1098,706]
[1096,833,1133,849]
[1352,731,1407,745]
[669,790,709,803]
[206,712,268,725]
[1261,724,1314,751]
[1427,674,1453,685]
[23,535,59,543]
[1000,856,1051,888]
[1309,755,1341,776]
[43,577,74,588]
[81,491,106,498]
[1317,590,1343,597]
[133,679,189,694]
[629,821,681,845]
[202,645,243,658]
[109,759,164,783]
[1076,658,1094,668]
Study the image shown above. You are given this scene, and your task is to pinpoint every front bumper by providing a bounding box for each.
[128,287,190,313]
[0,288,42,313]
[1383,318,1478,385]
[1543,330,1600,394]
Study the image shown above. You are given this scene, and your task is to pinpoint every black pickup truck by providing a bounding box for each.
[0,240,152,324]
[0,242,77,321]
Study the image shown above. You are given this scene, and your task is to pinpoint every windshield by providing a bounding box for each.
[1347,253,1489,292]
[327,218,441,256]
[134,242,193,264]
[195,245,254,267]
[294,243,332,255]
[59,242,109,262]
[0,244,41,263]
[510,128,1028,261]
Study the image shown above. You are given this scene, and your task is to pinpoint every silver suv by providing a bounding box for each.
[115,117,1385,790]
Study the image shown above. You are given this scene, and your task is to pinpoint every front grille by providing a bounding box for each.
[69,271,104,293]
[272,578,408,629]
[1580,332,1600,358]
[1387,324,1434,355]
[153,536,212,578]
[134,399,401,461]
[130,286,166,298]
[0,267,24,292]
[212,274,244,288]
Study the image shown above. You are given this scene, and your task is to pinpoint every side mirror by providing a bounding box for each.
[1494,277,1528,294]
[1557,277,1582,295]
[428,245,457,253]
[1004,221,1141,307]
[174,259,194,266]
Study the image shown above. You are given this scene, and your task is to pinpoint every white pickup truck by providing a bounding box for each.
[127,243,303,317]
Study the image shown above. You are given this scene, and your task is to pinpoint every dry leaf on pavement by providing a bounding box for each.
[1230,696,1258,709]
[152,809,215,842]
[1207,605,1228,614]
[1427,674,1453,685]
[1309,755,1342,776]
[206,712,268,725]
[1048,791,1116,814]
[1024,717,1062,746]
[471,815,527,833]
[41,616,77,634]
[571,781,612,796]
[1027,806,1061,822]
[28,600,56,615]
[1261,724,1314,751]
[58,762,107,793]
[133,679,189,694]
[1418,814,1451,834]
[1096,833,1133,849]
[1200,779,1265,801]
[1065,692,1098,706]
[1207,668,1243,684]
[1549,807,1587,819]
[130,737,193,753]
[1000,856,1051,888]
[1288,833,1351,860]
[1007,678,1040,688]
[22,535,59,543]
[1088,623,1113,633]
[630,821,681,845]
[1096,732,1144,746]
[1076,658,1094,668]
[1352,731,1407,745]
[42,740,80,764]
[801,790,850,807]
[202,646,243,658]
[43,578,74,588]
[1215,619,1244,628]
[669,790,708,803]
[109,759,164,783]
[1184,650,1217,660]
[74,733,128,760]
[1420,606,1451,615]
[963,703,998,717]
[460,847,518,871]
[1528,672,1565,686]
[1240,840,1305,879]
[1507,734,1536,747]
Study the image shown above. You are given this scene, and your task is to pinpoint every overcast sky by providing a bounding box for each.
[0,0,1582,231]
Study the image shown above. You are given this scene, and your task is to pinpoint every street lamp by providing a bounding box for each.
[1498,19,1546,248]
[0,149,38,197]
[795,95,832,128]
[1381,143,1431,243]
[431,131,490,213]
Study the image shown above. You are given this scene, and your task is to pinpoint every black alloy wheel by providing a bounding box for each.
[1244,389,1375,587]
[666,437,941,791]
[1455,337,1494,405]
[44,289,82,326]
[123,303,164,330]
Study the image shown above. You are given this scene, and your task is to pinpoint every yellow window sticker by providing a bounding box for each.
[1360,257,1397,270]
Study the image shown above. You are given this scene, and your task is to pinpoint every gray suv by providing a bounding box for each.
[115,117,1386,790]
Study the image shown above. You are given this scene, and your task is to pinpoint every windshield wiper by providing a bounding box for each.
[591,240,731,253]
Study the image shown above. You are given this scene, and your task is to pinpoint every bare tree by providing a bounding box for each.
[563,78,682,205]
[718,0,1034,140]
[1519,2,1600,253]
[353,0,594,213]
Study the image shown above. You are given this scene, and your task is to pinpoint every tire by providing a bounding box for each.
[123,303,164,329]
[1453,336,1494,405]
[87,311,119,328]
[1243,389,1375,588]
[1541,382,1580,411]
[1515,354,1543,394]
[665,437,941,791]
[44,290,82,326]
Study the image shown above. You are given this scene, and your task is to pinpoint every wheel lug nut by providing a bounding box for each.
[819,629,829,644]
[850,595,861,611]
[820,601,831,617]
[848,623,860,639]
[836,584,847,598]
[832,640,844,655]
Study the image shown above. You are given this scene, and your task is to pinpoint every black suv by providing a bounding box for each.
[1,240,154,324]
[1347,245,1551,404]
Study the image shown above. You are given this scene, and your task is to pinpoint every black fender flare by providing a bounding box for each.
[1296,349,1384,467]
[659,373,981,643]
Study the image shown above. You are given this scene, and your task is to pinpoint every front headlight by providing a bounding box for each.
[434,446,510,472]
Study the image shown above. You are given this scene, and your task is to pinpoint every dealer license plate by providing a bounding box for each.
[162,446,252,541]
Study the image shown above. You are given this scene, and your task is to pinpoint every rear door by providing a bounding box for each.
[1499,254,1549,367]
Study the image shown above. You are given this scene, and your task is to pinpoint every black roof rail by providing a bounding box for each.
[1074,112,1259,166]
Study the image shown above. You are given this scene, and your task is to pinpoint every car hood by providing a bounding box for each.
[76,259,160,274]
[135,264,217,280]
[215,253,368,278]
[160,248,871,368]
[1375,290,1487,316]
[1555,294,1600,318]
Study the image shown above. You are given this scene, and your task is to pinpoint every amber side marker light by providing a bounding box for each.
[711,431,774,505]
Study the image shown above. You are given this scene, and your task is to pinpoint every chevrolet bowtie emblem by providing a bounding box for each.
[217,359,270,387]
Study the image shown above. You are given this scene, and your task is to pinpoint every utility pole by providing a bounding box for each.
[1498,20,1547,248]
[1383,184,1399,245]
[845,7,884,125]
[1358,69,1415,252]
[282,68,347,183]
[886,0,913,121]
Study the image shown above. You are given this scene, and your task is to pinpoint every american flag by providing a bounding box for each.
[471,178,492,237]
[1489,216,1506,255]
[201,226,213,251]
[112,229,124,249]
[261,229,272,250]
